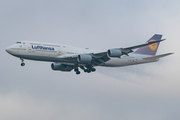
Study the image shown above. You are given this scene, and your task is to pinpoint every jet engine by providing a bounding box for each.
[107,49,122,58]
[77,54,92,63]
[51,63,73,72]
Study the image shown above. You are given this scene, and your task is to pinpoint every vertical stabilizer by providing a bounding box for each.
[134,34,162,56]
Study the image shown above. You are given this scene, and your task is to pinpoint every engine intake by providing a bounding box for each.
[107,49,122,58]
[77,54,92,63]
[51,63,73,72]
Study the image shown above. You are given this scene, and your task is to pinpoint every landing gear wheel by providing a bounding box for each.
[74,65,80,75]
[21,63,25,66]
[91,68,96,72]
[84,69,88,73]
[84,69,91,73]
[20,58,25,66]
[76,71,80,75]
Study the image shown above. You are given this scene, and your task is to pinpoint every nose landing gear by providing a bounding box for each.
[20,58,25,66]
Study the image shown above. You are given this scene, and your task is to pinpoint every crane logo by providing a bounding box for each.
[149,39,158,51]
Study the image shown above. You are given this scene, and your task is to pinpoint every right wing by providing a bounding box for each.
[57,39,165,66]
[117,39,165,55]
[90,39,165,65]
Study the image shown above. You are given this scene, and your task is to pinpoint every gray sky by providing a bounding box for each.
[0,0,180,120]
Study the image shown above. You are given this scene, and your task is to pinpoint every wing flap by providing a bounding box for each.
[91,52,110,66]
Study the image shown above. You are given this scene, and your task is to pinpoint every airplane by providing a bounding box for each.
[6,34,173,75]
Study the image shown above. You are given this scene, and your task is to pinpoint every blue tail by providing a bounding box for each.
[134,34,162,55]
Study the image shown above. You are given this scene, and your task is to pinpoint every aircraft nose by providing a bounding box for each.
[5,46,11,53]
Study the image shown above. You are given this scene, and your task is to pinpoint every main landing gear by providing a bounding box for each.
[20,58,25,66]
[80,66,96,73]
[74,65,96,75]
[74,67,81,75]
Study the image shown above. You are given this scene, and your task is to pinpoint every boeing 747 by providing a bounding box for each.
[6,34,173,75]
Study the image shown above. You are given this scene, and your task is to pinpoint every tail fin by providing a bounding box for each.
[134,34,162,56]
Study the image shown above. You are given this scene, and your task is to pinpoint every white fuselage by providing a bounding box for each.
[6,41,158,67]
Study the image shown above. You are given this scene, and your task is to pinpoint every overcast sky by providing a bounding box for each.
[0,0,180,120]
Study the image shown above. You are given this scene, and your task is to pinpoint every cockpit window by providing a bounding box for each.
[16,42,21,44]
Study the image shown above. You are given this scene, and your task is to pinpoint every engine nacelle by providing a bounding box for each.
[77,54,92,63]
[51,63,73,72]
[107,49,122,58]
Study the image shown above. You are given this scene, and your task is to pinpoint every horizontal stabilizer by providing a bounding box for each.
[143,53,174,60]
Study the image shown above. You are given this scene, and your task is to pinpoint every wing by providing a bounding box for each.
[57,39,165,66]
[117,39,165,55]
[56,52,110,66]
[90,39,165,65]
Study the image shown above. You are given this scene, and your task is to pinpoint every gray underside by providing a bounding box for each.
[12,53,163,67]
[12,54,109,67]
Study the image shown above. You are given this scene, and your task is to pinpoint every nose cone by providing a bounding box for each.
[5,46,11,53]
